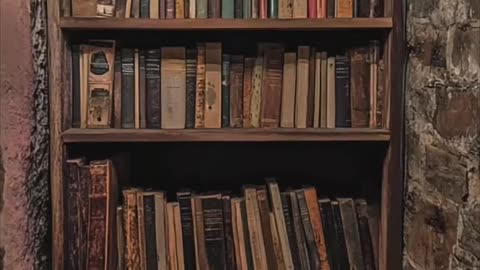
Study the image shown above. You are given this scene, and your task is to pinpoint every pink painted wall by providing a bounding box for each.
[0,0,36,268]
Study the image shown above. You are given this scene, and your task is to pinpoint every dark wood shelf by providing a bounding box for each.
[62,128,390,143]
[60,17,393,31]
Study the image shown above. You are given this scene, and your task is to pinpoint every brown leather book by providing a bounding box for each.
[326,56,336,128]
[269,212,286,270]
[137,192,147,270]
[195,44,206,128]
[355,199,376,270]
[176,0,185,18]
[146,49,161,129]
[72,0,96,16]
[177,191,196,270]
[336,0,353,17]
[192,196,208,270]
[289,191,310,270]
[134,49,140,128]
[281,52,297,128]
[131,0,140,17]
[222,195,236,270]
[161,47,186,129]
[313,52,322,128]
[174,203,186,270]
[256,187,278,269]
[304,188,330,270]
[86,160,118,270]
[201,194,227,270]
[295,46,310,128]
[143,193,157,270]
[320,51,328,128]
[113,51,122,128]
[296,190,320,269]
[376,57,386,129]
[85,41,116,128]
[250,53,264,128]
[261,46,285,128]
[139,50,147,128]
[208,0,221,17]
[167,203,179,270]
[123,189,141,269]
[155,192,168,270]
[242,58,255,128]
[338,198,365,270]
[166,0,175,18]
[350,47,370,128]
[244,187,268,270]
[232,198,249,270]
[204,43,222,128]
[279,0,293,18]
[368,41,379,128]
[230,55,244,128]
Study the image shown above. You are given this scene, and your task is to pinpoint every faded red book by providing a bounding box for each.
[309,0,317,17]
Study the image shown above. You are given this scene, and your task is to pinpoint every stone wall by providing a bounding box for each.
[403,0,480,269]
[0,0,49,269]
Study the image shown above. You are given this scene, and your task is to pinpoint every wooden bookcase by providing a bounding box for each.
[47,0,405,268]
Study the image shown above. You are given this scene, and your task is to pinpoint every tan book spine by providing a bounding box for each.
[231,199,245,270]
[195,44,206,128]
[326,56,336,128]
[176,0,185,18]
[173,203,185,270]
[335,0,353,18]
[313,52,322,128]
[250,55,264,128]
[123,189,141,270]
[281,52,296,128]
[137,192,147,270]
[245,188,268,270]
[242,58,255,128]
[261,46,285,128]
[304,188,330,270]
[279,0,293,18]
[150,0,159,17]
[189,0,197,18]
[134,49,141,128]
[125,0,132,17]
[268,180,294,270]
[293,0,307,18]
[155,193,168,270]
[167,203,179,270]
[161,47,186,129]
[72,0,96,17]
[204,43,222,128]
[369,41,379,128]
[295,46,310,128]
[79,46,88,128]
[320,52,328,128]
[269,212,286,270]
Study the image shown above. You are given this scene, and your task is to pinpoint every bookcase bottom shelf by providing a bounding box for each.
[62,128,391,142]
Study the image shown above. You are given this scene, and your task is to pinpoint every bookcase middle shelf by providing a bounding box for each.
[62,128,390,142]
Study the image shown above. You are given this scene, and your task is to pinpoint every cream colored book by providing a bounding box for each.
[326,56,336,128]
[295,46,310,128]
[281,52,296,128]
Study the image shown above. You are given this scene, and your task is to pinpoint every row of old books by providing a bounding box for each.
[72,0,383,19]
[72,40,387,129]
[66,157,378,270]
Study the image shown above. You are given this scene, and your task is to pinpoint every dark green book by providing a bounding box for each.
[234,0,243,18]
[143,194,157,270]
[222,0,235,18]
[243,0,251,18]
[268,0,277,18]
[197,0,208,18]
[221,54,231,128]
[71,45,80,128]
[146,49,161,129]
[140,0,149,17]
[177,191,196,270]
[121,48,135,129]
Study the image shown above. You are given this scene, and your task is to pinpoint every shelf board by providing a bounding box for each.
[62,128,390,143]
[60,18,393,31]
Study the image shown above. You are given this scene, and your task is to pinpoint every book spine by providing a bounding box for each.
[72,45,81,128]
[356,0,369,17]
[160,0,166,17]
[114,50,122,128]
[222,0,235,17]
[335,52,351,128]
[257,188,278,269]
[326,0,334,17]
[289,192,311,270]
[185,0,190,17]
[308,0,317,17]
[97,0,115,16]
[280,52,296,128]
[331,201,350,270]
[234,0,243,17]
[281,193,302,269]
[189,0,196,17]
[355,199,376,270]
[319,200,337,269]
[350,47,370,128]
[245,188,268,270]
[197,0,208,17]
[250,55,264,128]
[268,0,278,17]
[121,48,135,128]
[139,50,147,128]
[230,55,244,128]
[195,44,206,128]
[161,47,186,129]
[116,0,127,17]
[293,0,307,18]
[174,203,185,270]
[186,49,198,129]
[252,0,258,17]
[320,52,328,128]
[166,0,175,18]
[202,196,227,269]
[65,160,84,270]
[123,189,141,270]
[204,43,223,128]
[307,47,316,127]
[243,0,252,18]
[146,49,161,129]
[137,193,147,270]
[155,193,168,270]
[304,189,330,270]
[222,54,231,128]
[240,199,254,269]
[295,46,310,128]
[177,192,196,270]
[117,207,125,270]
[166,203,178,270]
[339,199,365,270]
[369,0,383,17]
[313,52,321,127]
[278,0,293,18]
[144,194,158,270]
[208,0,221,17]
[259,0,267,18]
[296,190,320,270]
[376,57,386,128]
[140,0,150,17]
[223,196,236,270]
[242,58,255,128]
[176,0,185,18]
[335,0,353,17]
[261,47,284,128]
[150,0,159,17]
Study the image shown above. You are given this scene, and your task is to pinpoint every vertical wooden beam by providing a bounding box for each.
[47,0,66,269]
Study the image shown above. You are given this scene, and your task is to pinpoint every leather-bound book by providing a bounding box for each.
[139,50,147,128]
[204,43,222,128]
[161,47,186,129]
[250,52,264,128]
[174,203,186,270]
[221,54,231,127]
[304,188,330,270]
[355,199,376,270]
[137,192,147,270]
[296,190,320,270]
[266,179,294,270]
[261,46,284,128]
[123,189,141,270]
[146,49,161,129]
[150,0,159,17]
[243,0,252,18]
[113,50,122,128]
[308,0,317,18]
[289,191,310,270]
[256,187,278,269]
[229,55,244,128]
[139,0,149,17]
[166,0,175,18]
[86,41,115,128]
[240,198,254,270]
[369,0,383,17]
[176,0,185,18]
[195,44,206,128]
[231,198,247,270]
[222,0,235,17]
[326,0,334,17]
[155,192,168,270]
[356,0,369,17]
[350,47,370,128]
[313,52,322,127]
[65,158,86,270]
[143,193,158,270]
[252,0,259,18]
[339,198,365,270]
[331,201,350,270]
[160,0,166,18]
[307,48,316,127]
[117,207,125,270]
[318,198,337,269]
[86,160,118,270]
[279,0,293,18]
[134,50,140,128]
[281,192,302,269]
[189,0,196,18]
[368,41,379,128]
[222,195,236,270]
[335,52,351,127]
[242,58,255,128]
[131,0,140,17]
[234,0,243,18]
[72,45,81,128]
[186,49,198,129]
[72,0,96,16]
[79,45,87,127]
[167,203,179,270]
[281,52,296,128]
[208,0,221,17]
[259,0,267,18]
[192,196,208,270]
[320,52,328,128]
[244,187,268,270]
[184,0,189,17]
[268,0,278,18]
[269,212,286,270]
[121,48,135,128]
[293,0,307,18]
[198,0,208,17]
[318,0,326,17]
[326,56,336,128]
[177,191,196,270]
[335,0,353,17]
[376,56,386,129]
[201,194,227,270]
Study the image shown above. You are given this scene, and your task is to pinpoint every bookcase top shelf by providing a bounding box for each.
[62,128,390,143]
[60,18,393,31]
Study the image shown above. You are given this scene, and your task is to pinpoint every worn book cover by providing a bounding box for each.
[161,47,186,129]
[281,52,296,128]
[230,55,244,128]
[261,46,284,128]
[350,47,370,128]
[243,58,255,128]
[204,43,222,128]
